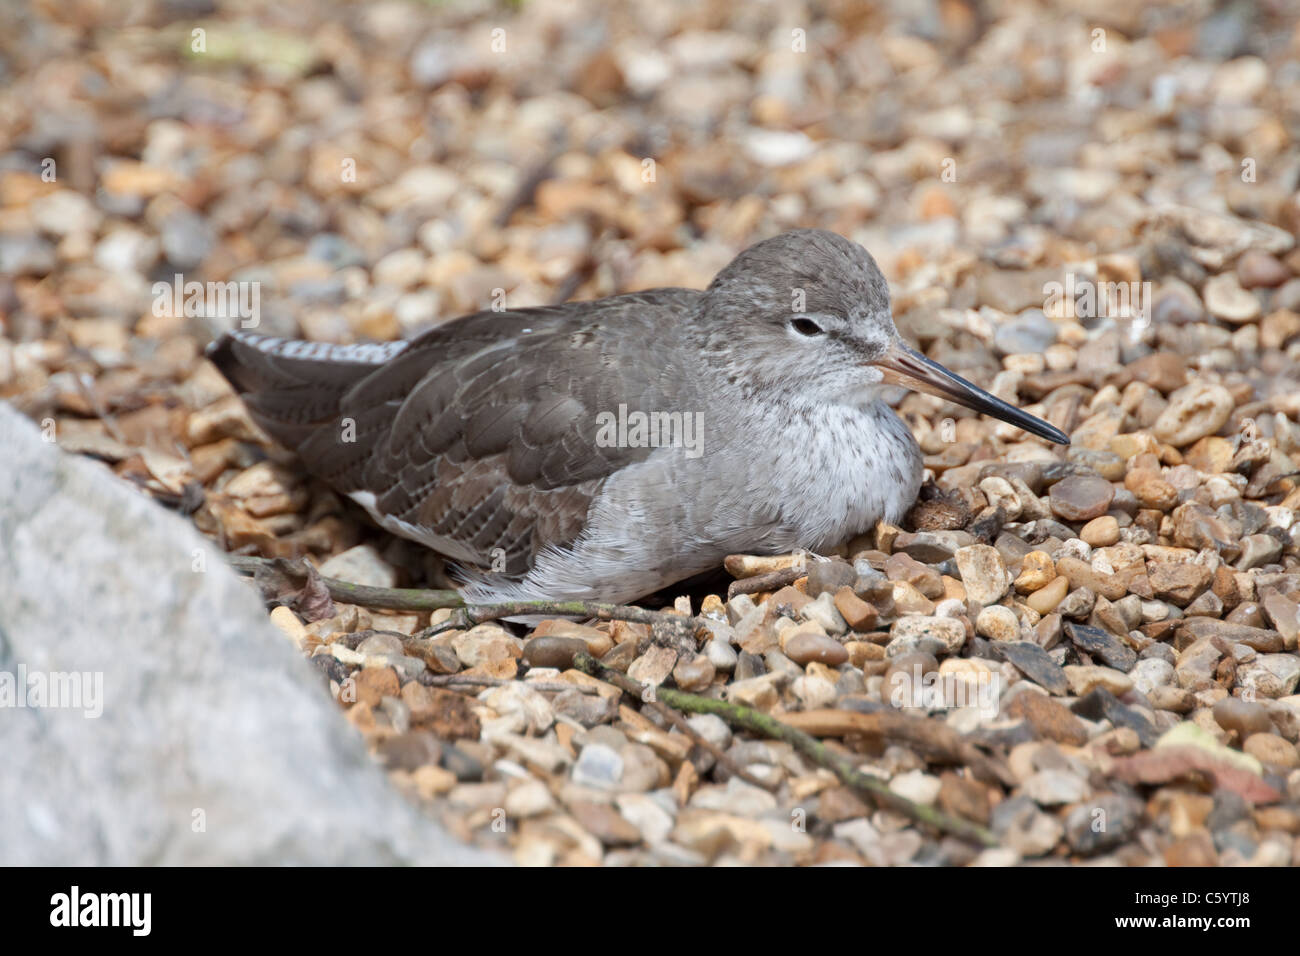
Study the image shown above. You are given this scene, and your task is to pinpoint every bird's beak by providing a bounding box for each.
[872,340,1070,445]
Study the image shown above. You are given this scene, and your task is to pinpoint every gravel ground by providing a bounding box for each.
[4,0,1300,865]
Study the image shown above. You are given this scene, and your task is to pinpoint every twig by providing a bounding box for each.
[227,554,701,653]
[420,673,597,695]
[727,566,805,599]
[573,653,998,846]
[780,709,1015,788]
[423,601,701,653]
[226,554,464,611]
[576,659,779,793]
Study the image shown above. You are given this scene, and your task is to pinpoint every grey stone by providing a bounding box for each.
[0,406,498,866]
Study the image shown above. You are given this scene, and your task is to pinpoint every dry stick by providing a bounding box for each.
[226,554,464,610]
[573,652,998,847]
[423,602,702,655]
[726,566,805,599]
[421,674,596,695]
[225,554,702,650]
[578,659,779,794]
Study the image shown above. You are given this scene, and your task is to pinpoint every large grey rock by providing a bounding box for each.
[0,405,500,865]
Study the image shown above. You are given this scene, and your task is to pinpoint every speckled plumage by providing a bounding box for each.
[208,230,1033,604]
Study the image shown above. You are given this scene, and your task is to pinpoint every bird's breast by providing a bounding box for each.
[756,399,923,550]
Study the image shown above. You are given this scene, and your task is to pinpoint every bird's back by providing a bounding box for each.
[206,290,704,578]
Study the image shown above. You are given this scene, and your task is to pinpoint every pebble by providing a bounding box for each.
[833,586,878,631]
[615,794,676,844]
[995,641,1069,695]
[1131,658,1176,693]
[1080,516,1120,547]
[704,639,739,673]
[1242,733,1298,768]
[505,779,557,818]
[800,592,848,635]
[1152,383,1235,447]
[1064,621,1138,671]
[1237,249,1290,288]
[954,545,1009,605]
[1006,691,1088,744]
[1237,534,1283,570]
[570,800,644,846]
[991,796,1063,857]
[889,770,943,806]
[1049,476,1114,522]
[523,636,587,669]
[1212,697,1274,737]
[1064,795,1143,854]
[889,616,968,655]
[1056,557,1127,601]
[1014,551,1055,592]
[672,655,716,691]
[1203,273,1261,323]
[1063,665,1134,696]
[627,646,677,686]
[1025,575,1069,614]
[805,559,857,597]
[994,310,1058,356]
[571,744,625,790]
[1022,769,1091,806]
[1239,654,1300,699]
[784,631,849,666]
[975,605,1020,642]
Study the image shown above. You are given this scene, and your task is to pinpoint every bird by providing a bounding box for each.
[207,229,1068,606]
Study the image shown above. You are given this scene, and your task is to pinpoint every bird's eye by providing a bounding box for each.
[790,317,824,337]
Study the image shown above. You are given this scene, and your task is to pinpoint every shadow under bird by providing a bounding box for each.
[208,229,1068,605]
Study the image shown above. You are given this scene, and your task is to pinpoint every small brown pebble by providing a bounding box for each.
[1184,436,1235,474]
[1212,696,1274,737]
[1148,562,1213,606]
[530,619,614,657]
[784,630,848,666]
[672,655,716,691]
[833,585,877,631]
[1164,832,1218,867]
[884,651,939,706]
[1048,475,1114,522]
[1026,575,1069,614]
[401,683,482,739]
[1148,686,1196,712]
[1238,249,1290,289]
[1080,515,1120,547]
[1152,383,1234,447]
[1254,806,1300,833]
[351,666,400,708]
[1056,556,1127,601]
[1014,550,1055,593]
[1124,469,1178,510]
[1006,691,1090,745]
[523,636,588,669]
[937,772,991,824]
[844,640,885,667]
[1126,353,1187,394]
[1243,733,1299,769]
[885,551,944,598]
[569,800,643,846]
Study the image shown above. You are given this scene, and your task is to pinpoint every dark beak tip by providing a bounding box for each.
[1042,424,1071,446]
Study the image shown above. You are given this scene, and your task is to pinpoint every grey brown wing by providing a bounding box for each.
[299,295,697,577]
